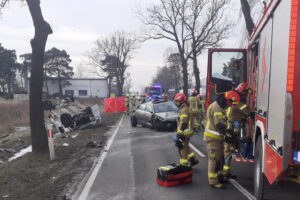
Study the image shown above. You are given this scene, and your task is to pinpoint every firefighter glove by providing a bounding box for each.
[216,123,227,135]
[233,121,240,129]
[173,135,184,149]
[224,131,234,144]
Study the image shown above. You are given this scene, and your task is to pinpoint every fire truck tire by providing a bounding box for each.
[131,116,137,127]
[254,136,264,200]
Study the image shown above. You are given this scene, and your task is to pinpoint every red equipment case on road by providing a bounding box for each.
[157,164,193,187]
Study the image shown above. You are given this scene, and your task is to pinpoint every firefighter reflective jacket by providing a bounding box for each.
[188,96,201,112]
[200,99,206,112]
[177,103,193,135]
[226,102,250,130]
[204,101,227,141]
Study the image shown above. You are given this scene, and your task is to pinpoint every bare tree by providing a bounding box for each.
[240,0,255,36]
[137,0,191,95]
[1,0,52,154]
[184,0,230,93]
[165,52,182,93]
[88,31,139,96]
[123,72,132,95]
[137,0,230,95]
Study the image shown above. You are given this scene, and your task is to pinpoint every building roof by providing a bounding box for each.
[44,77,107,81]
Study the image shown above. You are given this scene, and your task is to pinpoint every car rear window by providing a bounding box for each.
[153,102,178,113]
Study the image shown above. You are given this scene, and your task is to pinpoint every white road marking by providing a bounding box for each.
[189,143,206,158]
[190,142,256,200]
[229,179,256,200]
[78,116,124,200]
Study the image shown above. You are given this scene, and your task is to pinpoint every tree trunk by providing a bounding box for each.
[107,77,112,97]
[26,0,53,154]
[181,59,189,96]
[58,73,63,98]
[240,0,255,36]
[191,51,201,93]
[116,77,123,97]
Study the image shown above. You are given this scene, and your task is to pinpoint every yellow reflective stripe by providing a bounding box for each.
[188,152,195,159]
[208,172,218,178]
[180,114,188,120]
[223,165,230,170]
[204,132,224,140]
[234,128,240,132]
[180,158,188,165]
[226,107,232,118]
[240,104,247,110]
[209,153,216,158]
[206,120,211,129]
[227,125,231,130]
[159,166,171,171]
[214,112,223,117]
[182,129,193,135]
[204,129,222,136]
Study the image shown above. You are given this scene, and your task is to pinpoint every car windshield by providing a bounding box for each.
[153,102,178,113]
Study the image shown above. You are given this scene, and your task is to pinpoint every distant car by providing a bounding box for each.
[131,100,178,131]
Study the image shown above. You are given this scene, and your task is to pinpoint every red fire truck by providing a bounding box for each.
[205,0,300,199]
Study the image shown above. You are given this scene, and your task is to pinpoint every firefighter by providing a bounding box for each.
[125,94,130,115]
[234,82,251,118]
[130,94,137,111]
[204,91,240,189]
[197,93,206,130]
[162,93,169,101]
[173,93,199,167]
[188,89,202,131]
[140,94,146,104]
[223,83,252,180]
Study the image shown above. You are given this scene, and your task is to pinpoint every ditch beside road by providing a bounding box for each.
[0,108,121,200]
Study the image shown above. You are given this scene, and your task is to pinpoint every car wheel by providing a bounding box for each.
[131,116,137,127]
[254,135,264,200]
[60,113,72,128]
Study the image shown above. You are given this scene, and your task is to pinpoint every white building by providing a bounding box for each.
[43,78,108,98]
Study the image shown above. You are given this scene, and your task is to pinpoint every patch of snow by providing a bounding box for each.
[63,143,69,147]
[14,126,30,132]
[71,134,79,139]
[8,145,32,162]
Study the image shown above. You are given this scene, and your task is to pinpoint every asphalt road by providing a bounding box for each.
[76,115,300,200]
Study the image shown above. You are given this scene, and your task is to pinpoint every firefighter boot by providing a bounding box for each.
[189,157,199,167]
[210,183,225,189]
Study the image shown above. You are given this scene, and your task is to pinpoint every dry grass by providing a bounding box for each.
[0,100,29,134]
[76,98,104,107]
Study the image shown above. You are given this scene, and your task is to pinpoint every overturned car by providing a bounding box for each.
[44,97,101,133]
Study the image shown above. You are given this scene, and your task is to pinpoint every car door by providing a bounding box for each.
[136,104,146,124]
[144,103,154,127]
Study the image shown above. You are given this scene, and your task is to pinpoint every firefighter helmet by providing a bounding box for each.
[235,82,248,95]
[173,93,187,105]
[191,89,197,96]
[224,91,240,105]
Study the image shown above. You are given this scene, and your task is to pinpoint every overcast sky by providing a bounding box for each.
[0,0,263,92]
